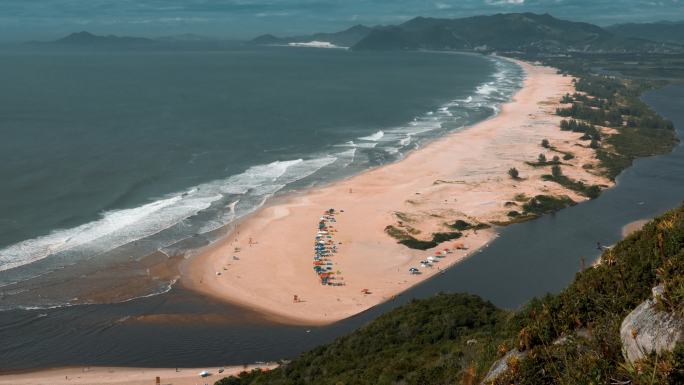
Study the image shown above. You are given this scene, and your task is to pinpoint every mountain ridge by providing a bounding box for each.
[607,20,684,44]
[352,13,671,52]
[250,13,681,53]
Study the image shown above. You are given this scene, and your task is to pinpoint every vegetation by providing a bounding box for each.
[351,13,674,52]
[538,55,680,181]
[526,153,566,168]
[541,166,602,199]
[448,220,491,231]
[559,119,601,141]
[507,167,519,179]
[219,203,684,385]
[492,194,576,226]
[385,225,462,250]
[521,194,575,215]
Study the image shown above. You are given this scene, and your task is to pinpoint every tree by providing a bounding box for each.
[551,165,563,178]
[541,139,550,148]
[590,138,600,149]
[552,155,560,163]
[538,153,547,163]
[508,167,520,179]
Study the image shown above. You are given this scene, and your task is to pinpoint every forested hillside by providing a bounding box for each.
[219,202,684,384]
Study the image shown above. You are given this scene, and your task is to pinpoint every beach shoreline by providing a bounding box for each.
[181,58,613,326]
[0,364,276,385]
[622,218,651,238]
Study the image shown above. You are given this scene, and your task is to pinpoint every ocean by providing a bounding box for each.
[0,47,521,312]
[0,49,683,372]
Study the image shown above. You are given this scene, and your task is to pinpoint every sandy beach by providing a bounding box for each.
[622,218,651,238]
[182,59,612,325]
[0,364,276,385]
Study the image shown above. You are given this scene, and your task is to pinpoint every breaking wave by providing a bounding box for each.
[0,55,524,308]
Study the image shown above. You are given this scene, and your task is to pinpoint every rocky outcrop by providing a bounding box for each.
[481,349,527,384]
[620,285,684,363]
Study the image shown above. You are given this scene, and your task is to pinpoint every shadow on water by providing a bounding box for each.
[1,85,684,371]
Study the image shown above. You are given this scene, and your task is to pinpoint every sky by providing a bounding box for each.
[1,0,683,42]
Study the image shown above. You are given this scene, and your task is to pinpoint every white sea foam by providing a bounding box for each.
[0,155,339,273]
[476,83,498,96]
[0,191,222,272]
[354,142,378,148]
[0,55,524,286]
[336,148,357,160]
[287,41,345,49]
[358,130,384,141]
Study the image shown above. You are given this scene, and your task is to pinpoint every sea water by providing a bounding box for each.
[0,46,522,310]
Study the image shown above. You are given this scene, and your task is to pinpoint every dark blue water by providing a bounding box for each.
[0,47,522,310]
[0,80,681,372]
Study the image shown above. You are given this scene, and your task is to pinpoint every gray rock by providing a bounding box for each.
[481,349,527,384]
[620,285,684,363]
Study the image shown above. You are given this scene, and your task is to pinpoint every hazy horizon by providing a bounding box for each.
[1,0,684,43]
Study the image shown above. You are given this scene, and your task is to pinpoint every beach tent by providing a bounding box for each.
[199,371,210,377]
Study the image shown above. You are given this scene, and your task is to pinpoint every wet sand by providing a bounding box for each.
[182,59,612,325]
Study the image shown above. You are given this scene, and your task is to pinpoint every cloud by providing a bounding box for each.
[1,0,684,41]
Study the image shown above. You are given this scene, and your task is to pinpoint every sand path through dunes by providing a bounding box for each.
[183,60,611,325]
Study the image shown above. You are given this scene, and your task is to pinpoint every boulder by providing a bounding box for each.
[620,285,684,363]
[481,349,527,384]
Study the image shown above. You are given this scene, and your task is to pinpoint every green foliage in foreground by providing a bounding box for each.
[221,294,510,385]
[219,203,684,385]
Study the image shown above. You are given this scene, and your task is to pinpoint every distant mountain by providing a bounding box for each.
[607,21,684,44]
[53,31,155,46]
[251,24,372,47]
[351,13,675,53]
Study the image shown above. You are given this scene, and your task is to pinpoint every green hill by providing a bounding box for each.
[608,21,684,45]
[218,200,684,384]
[53,31,156,46]
[352,13,672,53]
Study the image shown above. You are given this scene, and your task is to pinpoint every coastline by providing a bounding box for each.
[181,59,612,326]
[0,364,277,385]
[622,218,650,238]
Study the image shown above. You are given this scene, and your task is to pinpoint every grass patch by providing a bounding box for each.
[522,194,576,215]
[447,220,491,231]
[542,174,602,198]
[385,225,462,250]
